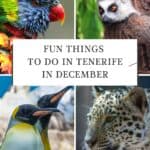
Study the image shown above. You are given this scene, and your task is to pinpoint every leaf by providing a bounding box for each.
[77,0,104,39]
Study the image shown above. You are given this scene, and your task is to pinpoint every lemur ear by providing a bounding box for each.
[124,87,148,115]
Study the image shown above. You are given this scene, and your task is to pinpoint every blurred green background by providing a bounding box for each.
[38,0,74,39]
[77,0,104,39]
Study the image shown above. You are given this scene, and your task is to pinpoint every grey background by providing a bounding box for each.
[38,0,74,39]
[76,86,93,150]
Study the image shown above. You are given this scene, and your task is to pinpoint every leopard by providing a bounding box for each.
[84,87,150,150]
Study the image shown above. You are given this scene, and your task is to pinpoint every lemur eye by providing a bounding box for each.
[99,6,104,15]
[108,3,118,12]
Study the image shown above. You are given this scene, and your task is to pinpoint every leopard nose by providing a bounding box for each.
[84,134,96,147]
[85,139,92,145]
[82,141,91,150]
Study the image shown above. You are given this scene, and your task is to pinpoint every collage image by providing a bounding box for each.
[0,0,150,150]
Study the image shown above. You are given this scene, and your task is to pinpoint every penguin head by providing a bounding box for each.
[37,86,73,129]
[13,104,60,125]
[37,86,73,108]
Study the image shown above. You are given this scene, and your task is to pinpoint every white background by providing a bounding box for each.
[13,39,137,86]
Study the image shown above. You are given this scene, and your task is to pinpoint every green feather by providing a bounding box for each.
[0,0,18,23]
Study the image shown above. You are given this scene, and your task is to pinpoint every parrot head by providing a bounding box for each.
[4,0,65,38]
[11,104,60,125]
[33,0,65,23]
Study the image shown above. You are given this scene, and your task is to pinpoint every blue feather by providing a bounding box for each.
[12,0,60,34]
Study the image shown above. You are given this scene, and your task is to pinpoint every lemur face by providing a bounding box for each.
[97,0,137,23]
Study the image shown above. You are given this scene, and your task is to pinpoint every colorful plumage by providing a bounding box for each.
[0,0,65,38]
[0,0,65,74]
[0,52,12,74]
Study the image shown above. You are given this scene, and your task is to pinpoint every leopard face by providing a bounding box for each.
[84,87,149,150]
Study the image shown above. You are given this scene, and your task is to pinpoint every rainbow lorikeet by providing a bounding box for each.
[0,0,65,74]
[0,0,65,38]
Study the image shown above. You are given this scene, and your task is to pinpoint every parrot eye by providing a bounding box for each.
[99,6,104,15]
[108,3,118,12]
[51,0,59,6]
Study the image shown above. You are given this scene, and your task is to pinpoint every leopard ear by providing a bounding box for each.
[92,86,104,99]
[125,87,148,115]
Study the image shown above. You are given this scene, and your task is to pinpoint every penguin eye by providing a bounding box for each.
[99,6,104,15]
[108,3,118,12]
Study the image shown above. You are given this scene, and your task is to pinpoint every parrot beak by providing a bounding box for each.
[49,4,65,25]
[60,17,65,26]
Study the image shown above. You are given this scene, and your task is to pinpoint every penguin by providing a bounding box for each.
[0,104,59,150]
[37,86,74,150]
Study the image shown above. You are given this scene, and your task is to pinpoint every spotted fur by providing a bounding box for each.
[84,87,150,150]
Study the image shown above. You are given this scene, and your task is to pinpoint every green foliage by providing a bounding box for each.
[77,0,104,39]
[0,0,18,23]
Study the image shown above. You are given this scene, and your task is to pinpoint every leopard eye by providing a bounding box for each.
[99,6,104,15]
[108,3,118,12]
[105,116,115,123]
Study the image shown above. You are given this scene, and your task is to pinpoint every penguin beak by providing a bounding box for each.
[33,108,60,117]
[50,86,73,104]
[37,86,73,108]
